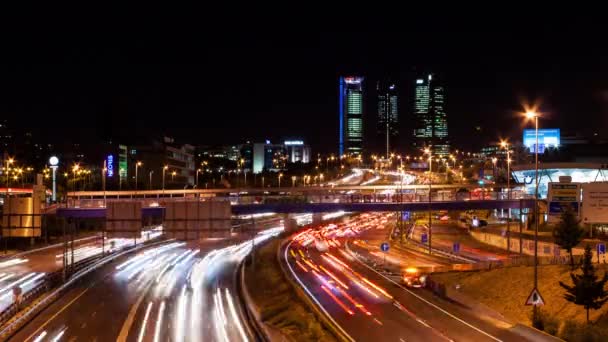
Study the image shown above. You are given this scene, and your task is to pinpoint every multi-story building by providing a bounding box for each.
[413,73,449,156]
[377,81,398,158]
[339,76,364,156]
[284,140,311,164]
[131,136,195,189]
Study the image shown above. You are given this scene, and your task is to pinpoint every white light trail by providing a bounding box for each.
[32,331,47,342]
[50,328,66,342]
[225,288,248,342]
[0,258,28,269]
[174,285,188,342]
[137,302,153,342]
[153,301,166,342]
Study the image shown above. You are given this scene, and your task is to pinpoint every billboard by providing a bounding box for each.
[523,129,560,154]
[107,154,114,177]
[548,182,581,220]
[582,183,608,224]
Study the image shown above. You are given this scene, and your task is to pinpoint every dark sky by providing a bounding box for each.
[2,14,608,154]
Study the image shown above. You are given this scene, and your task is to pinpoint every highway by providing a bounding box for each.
[282,214,537,341]
[0,230,162,316]
[8,226,282,342]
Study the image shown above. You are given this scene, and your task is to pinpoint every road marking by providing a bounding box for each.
[283,240,356,342]
[116,278,156,342]
[347,243,503,342]
[23,284,95,342]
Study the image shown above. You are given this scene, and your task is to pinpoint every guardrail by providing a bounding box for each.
[0,238,170,340]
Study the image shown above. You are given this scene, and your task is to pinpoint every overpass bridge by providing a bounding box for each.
[54,185,533,218]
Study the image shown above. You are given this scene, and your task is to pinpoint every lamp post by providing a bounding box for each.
[424,148,432,254]
[171,171,176,182]
[102,164,107,207]
[525,110,540,321]
[135,161,142,191]
[149,170,154,190]
[196,169,202,188]
[291,175,296,187]
[491,157,498,181]
[162,166,168,191]
[501,140,512,253]
[49,156,59,202]
[278,173,283,188]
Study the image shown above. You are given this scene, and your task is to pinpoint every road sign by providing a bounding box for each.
[452,242,460,253]
[525,288,545,306]
[421,233,428,244]
[549,201,579,215]
[598,243,606,255]
[380,242,390,252]
[402,211,411,221]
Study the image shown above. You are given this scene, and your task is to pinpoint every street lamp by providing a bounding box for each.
[278,173,283,188]
[196,168,202,188]
[424,148,433,254]
[291,175,296,187]
[162,165,168,190]
[171,171,177,182]
[525,109,541,321]
[149,170,154,190]
[491,157,498,180]
[500,139,512,253]
[49,156,59,202]
[135,161,142,191]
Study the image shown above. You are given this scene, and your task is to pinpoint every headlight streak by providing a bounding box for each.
[32,330,47,342]
[153,301,165,342]
[320,285,354,315]
[137,302,153,342]
[225,288,249,342]
[0,258,28,268]
[50,328,66,342]
[174,285,187,342]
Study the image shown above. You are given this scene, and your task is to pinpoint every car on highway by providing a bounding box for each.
[401,267,428,288]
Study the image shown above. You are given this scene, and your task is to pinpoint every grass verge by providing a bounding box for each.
[245,238,337,342]
[432,264,608,341]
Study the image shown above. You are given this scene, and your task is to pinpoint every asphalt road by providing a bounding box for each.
[283,217,537,342]
[8,226,283,342]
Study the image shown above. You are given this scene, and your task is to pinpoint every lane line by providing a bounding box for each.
[283,239,356,342]
[347,243,503,342]
[23,283,96,342]
[116,276,157,342]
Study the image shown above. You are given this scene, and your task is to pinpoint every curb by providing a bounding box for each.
[237,256,273,341]
[277,237,354,342]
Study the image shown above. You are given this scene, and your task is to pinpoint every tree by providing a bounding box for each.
[559,244,608,323]
[553,207,585,269]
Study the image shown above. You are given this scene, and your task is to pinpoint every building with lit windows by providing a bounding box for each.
[377,81,398,157]
[413,74,449,156]
[339,76,364,156]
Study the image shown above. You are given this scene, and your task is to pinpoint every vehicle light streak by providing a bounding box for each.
[295,260,309,272]
[319,265,349,289]
[0,273,14,283]
[335,287,371,315]
[214,288,229,342]
[50,328,66,342]
[0,258,28,268]
[32,331,47,342]
[174,286,187,342]
[312,270,335,290]
[0,273,36,294]
[226,288,249,342]
[153,301,166,342]
[137,302,153,342]
[360,277,393,299]
[302,258,319,272]
[320,285,354,315]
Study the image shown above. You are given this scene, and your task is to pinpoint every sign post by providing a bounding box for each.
[598,243,606,264]
[452,242,460,254]
[380,242,389,265]
[421,233,428,244]
[525,287,545,306]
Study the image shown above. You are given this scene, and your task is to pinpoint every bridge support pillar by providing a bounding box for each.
[283,214,298,232]
[312,213,323,225]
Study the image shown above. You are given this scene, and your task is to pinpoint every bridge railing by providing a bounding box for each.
[62,190,531,209]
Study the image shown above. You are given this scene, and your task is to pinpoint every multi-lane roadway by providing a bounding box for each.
[281,214,543,341]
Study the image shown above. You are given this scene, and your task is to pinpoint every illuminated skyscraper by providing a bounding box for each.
[377,81,398,158]
[339,76,364,156]
[413,74,449,156]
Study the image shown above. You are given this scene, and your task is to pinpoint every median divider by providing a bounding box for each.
[237,255,272,341]
[0,237,171,341]
[277,237,354,342]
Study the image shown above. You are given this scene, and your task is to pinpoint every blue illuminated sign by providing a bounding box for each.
[107,155,114,177]
[523,129,560,154]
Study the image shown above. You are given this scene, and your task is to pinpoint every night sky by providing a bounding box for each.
[2,15,608,154]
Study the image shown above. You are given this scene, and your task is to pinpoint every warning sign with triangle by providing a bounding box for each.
[525,287,545,306]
